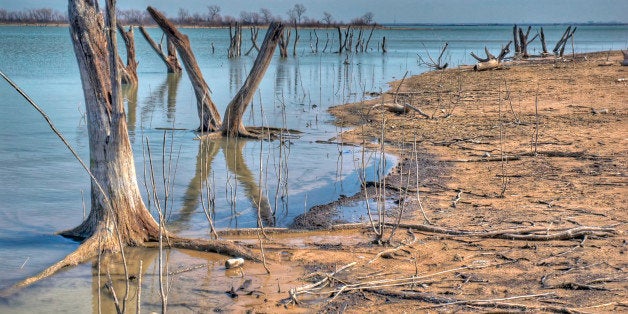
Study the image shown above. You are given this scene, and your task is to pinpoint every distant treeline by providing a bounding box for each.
[0,5,376,27]
[0,8,67,24]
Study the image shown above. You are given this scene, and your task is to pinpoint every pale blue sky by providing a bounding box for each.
[1,0,626,24]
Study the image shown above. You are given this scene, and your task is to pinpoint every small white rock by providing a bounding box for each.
[225,258,244,269]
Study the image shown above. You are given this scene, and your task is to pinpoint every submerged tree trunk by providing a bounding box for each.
[116,23,138,85]
[147,6,222,132]
[61,0,161,244]
[138,26,182,73]
[279,28,291,58]
[221,22,284,137]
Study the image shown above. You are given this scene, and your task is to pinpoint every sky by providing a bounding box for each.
[1,0,627,24]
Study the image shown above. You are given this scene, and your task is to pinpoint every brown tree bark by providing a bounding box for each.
[61,0,160,243]
[220,22,284,137]
[116,23,138,85]
[138,26,182,73]
[5,1,257,292]
[147,6,222,132]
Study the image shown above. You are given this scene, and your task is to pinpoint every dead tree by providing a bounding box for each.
[364,25,375,51]
[116,23,138,85]
[148,7,222,132]
[7,0,255,292]
[309,29,319,53]
[381,36,387,53]
[228,22,243,58]
[517,26,538,58]
[417,42,449,70]
[220,22,285,138]
[148,7,285,138]
[512,25,520,54]
[292,24,299,57]
[279,28,291,58]
[553,25,577,57]
[471,41,512,71]
[539,27,549,56]
[244,26,260,56]
[138,26,182,74]
[355,27,364,52]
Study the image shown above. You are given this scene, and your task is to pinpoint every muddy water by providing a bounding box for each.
[0,24,626,311]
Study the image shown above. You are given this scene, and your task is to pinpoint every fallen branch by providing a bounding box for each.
[386,223,616,241]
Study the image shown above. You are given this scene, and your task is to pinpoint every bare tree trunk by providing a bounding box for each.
[221,22,284,137]
[147,6,222,132]
[513,24,520,56]
[228,23,243,58]
[292,24,299,57]
[116,23,138,85]
[539,27,549,56]
[244,26,260,56]
[381,36,387,53]
[337,26,343,53]
[62,0,160,243]
[279,28,291,58]
[364,25,375,51]
[138,26,182,73]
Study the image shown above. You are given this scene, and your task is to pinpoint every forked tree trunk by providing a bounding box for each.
[62,0,160,244]
[138,26,182,73]
[116,23,138,85]
[221,22,284,137]
[147,6,222,132]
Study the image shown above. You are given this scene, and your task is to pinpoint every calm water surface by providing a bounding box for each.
[0,24,625,310]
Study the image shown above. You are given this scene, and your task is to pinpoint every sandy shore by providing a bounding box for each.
[264,50,626,312]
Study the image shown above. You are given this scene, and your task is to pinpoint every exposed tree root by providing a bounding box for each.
[197,126,302,140]
[0,236,99,297]
[0,231,261,297]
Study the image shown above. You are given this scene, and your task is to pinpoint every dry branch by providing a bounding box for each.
[387,223,616,241]
[138,26,182,73]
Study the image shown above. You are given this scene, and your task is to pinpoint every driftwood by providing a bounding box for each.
[387,223,616,241]
[375,103,431,118]
[418,42,449,70]
[138,26,182,73]
[471,41,511,71]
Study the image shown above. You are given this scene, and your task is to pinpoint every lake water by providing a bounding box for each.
[0,24,626,310]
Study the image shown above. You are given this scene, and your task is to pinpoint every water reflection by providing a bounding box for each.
[122,84,138,133]
[178,138,220,226]
[140,73,181,128]
[91,247,158,314]
[229,59,245,95]
[174,137,273,232]
[221,138,273,227]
